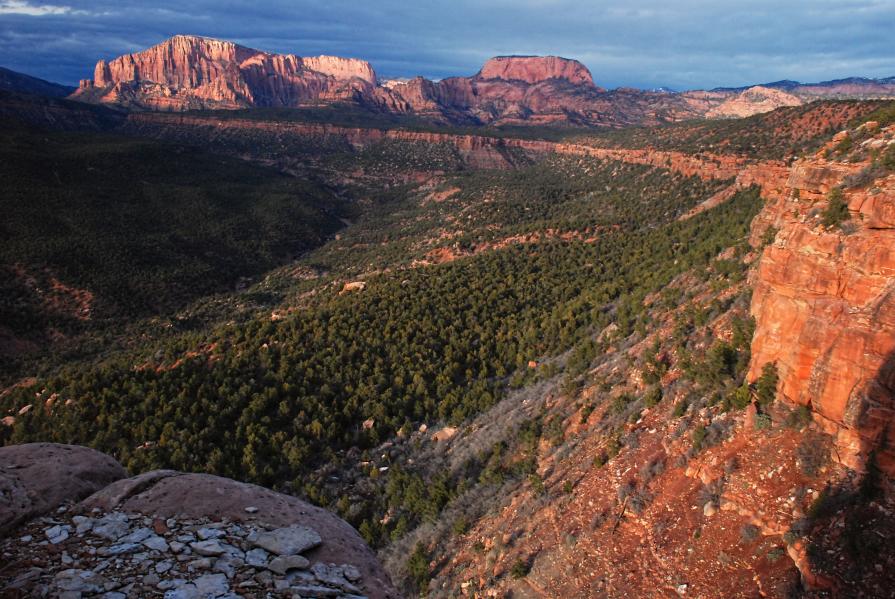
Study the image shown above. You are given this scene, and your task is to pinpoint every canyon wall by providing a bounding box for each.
[748,147,895,475]
[74,35,380,111]
[122,112,774,175]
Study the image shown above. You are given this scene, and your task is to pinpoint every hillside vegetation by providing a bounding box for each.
[0,127,346,342]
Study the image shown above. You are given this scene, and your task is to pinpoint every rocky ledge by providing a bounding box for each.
[0,444,397,598]
[2,508,367,598]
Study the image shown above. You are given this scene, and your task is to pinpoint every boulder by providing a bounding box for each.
[0,443,126,536]
[80,471,397,598]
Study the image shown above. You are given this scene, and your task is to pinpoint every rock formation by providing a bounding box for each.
[0,443,398,598]
[72,35,380,111]
[476,55,596,86]
[706,85,803,118]
[748,124,895,476]
[0,443,126,535]
[69,35,895,126]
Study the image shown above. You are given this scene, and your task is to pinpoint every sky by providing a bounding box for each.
[0,0,893,90]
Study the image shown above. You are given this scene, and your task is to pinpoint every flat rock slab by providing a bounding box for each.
[251,525,321,556]
[0,443,126,536]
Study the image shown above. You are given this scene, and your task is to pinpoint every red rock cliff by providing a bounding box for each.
[73,35,379,111]
[476,55,595,86]
[748,126,895,476]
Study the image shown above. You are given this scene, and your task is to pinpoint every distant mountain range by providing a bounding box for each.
[5,35,895,127]
[0,66,74,98]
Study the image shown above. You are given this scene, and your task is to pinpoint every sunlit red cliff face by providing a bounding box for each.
[748,125,895,477]
[72,35,380,110]
[74,39,701,125]
[70,35,895,126]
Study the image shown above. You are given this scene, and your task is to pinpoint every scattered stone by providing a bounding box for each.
[97,543,141,557]
[157,579,187,591]
[1,509,370,599]
[143,535,169,552]
[187,557,213,571]
[311,562,361,594]
[251,525,321,556]
[193,573,229,596]
[197,527,225,541]
[214,555,242,578]
[244,506,259,514]
[74,516,94,535]
[246,547,270,568]
[163,583,198,599]
[54,569,107,594]
[119,527,152,544]
[342,564,361,582]
[93,513,129,541]
[267,554,310,575]
[290,584,343,597]
[190,540,227,557]
[155,560,174,574]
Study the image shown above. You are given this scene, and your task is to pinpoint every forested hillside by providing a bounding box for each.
[0,123,348,380]
[4,93,893,596]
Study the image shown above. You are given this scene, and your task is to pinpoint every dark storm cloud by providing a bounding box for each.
[1,0,892,89]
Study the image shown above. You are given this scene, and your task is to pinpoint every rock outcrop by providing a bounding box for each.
[476,55,596,86]
[0,443,126,535]
[706,85,803,119]
[72,35,380,111]
[69,35,895,126]
[748,125,895,476]
[0,443,398,598]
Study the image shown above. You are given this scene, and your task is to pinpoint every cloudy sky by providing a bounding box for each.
[1,0,893,90]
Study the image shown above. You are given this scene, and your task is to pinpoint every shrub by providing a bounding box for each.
[579,403,595,424]
[834,134,853,154]
[820,188,850,229]
[562,480,574,494]
[767,547,786,563]
[510,558,530,579]
[692,425,707,451]
[406,543,430,593]
[606,434,622,458]
[883,144,895,171]
[797,431,830,477]
[529,474,546,496]
[754,413,772,430]
[643,385,662,408]
[640,455,666,484]
[755,363,778,407]
[726,383,752,410]
[740,523,760,544]
[697,479,724,506]
[610,393,636,415]
[785,405,812,429]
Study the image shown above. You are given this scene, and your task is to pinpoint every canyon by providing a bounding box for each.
[58,104,895,480]
[2,62,895,597]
